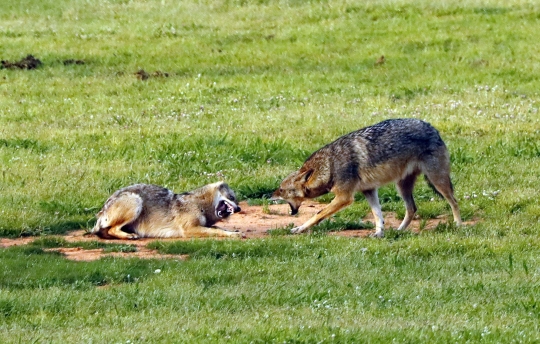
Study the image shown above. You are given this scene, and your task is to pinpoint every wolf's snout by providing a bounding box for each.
[216,200,241,218]
[270,188,283,201]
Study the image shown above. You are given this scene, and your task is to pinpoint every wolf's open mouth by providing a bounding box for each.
[216,200,235,218]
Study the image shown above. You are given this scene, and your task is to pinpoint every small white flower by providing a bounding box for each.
[154,269,161,274]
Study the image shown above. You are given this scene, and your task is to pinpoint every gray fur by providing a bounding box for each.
[272,118,462,237]
[92,182,241,239]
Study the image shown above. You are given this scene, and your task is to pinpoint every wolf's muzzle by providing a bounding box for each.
[216,200,240,218]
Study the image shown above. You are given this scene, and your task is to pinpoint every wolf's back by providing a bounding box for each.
[322,118,445,166]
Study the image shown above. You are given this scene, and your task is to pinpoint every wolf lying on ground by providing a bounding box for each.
[272,118,462,237]
[92,182,242,239]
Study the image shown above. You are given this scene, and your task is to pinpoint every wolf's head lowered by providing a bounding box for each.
[271,169,316,215]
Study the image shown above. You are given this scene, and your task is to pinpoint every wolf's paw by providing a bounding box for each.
[290,226,305,234]
[227,230,244,238]
[127,233,139,240]
[370,230,384,238]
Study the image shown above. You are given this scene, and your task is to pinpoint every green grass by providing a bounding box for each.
[1,0,540,342]
[2,233,540,342]
[0,245,162,289]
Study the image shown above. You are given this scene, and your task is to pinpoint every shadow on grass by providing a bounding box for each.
[0,219,93,238]
[29,236,137,253]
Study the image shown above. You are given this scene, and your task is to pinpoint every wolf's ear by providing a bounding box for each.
[217,182,229,191]
[298,169,313,183]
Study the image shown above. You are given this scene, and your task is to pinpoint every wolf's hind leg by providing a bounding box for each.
[108,225,139,240]
[95,193,143,240]
[427,175,462,227]
[422,154,462,227]
[396,172,420,231]
[184,226,243,238]
[363,189,384,237]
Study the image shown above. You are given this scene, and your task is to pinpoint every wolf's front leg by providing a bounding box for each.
[108,226,140,240]
[290,225,307,234]
[185,226,243,238]
[291,194,354,234]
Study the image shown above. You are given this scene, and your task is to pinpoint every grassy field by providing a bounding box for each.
[1,0,540,342]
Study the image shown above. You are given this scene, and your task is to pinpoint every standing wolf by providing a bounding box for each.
[271,118,461,237]
[92,182,242,239]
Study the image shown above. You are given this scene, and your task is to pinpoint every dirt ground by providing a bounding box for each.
[0,201,461,261]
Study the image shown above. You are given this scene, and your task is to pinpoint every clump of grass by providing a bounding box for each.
[267,223,295,236]
[431,222,462,234]
[261,198,271,214]
[311,218,373,234]
[419,218,428,231]
[383,228,418,241]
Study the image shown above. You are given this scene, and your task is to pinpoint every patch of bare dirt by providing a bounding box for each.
[43,247,187,262]
[1,201,474,261]
[226,200,327,237]
[0,237,35,248]
[227,201,468,238]
[1,55,42,70]
[0,232,187,262]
